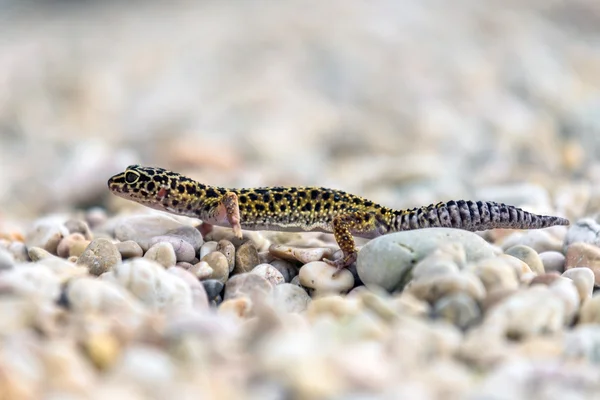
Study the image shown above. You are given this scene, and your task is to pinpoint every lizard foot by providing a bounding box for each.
[323,252,357,276]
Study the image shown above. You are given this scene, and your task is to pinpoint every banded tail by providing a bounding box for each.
[390,200,569,232]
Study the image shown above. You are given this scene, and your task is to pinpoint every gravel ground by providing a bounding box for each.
[1,1,600,399]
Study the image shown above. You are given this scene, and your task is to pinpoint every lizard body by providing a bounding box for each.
[108,165,570,270]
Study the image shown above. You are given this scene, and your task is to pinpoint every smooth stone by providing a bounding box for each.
[268,283,311,313]
[539,251,566,273]
[84,333,120,370]
[251,263,285,286]
[234,241,260,274]
[529,272,561,286]
[105,258,193,312]
[467,258,519,292]
[480,288,517,314]
[564,325,600,361]
[68,239,91,258]
[565,242,600,285]
[0,248,15,270]
[357,228,498,292]
[202,279,224,301]
[27,246,53,261]
[563,218,600,249]
[218,297,252,318]
[200,251,230,283]
[116,240,144,259]
[390,292,431,317]
[412,257,460,281]
[299,261,354,296]
[485,286,565,339]
[114,215,203,251]
[76,238,122,276]
[199,241,219,260]
[25,218,69,254]
[580,295,600,324]
[7,241,28,262]
[64,219,93,240]
[0,264,61,301]
[269,244,334,264]
[86,207,108,228]
[189,261,214,280]
[562,267,594,302]
[270,259,298,283]
[143,242,177,268]
[224,273,272,301]
[505,245,544,275]
[290,275,301,286]
[497,254,533,279]
[305,295,362,321]
[56,233,87,258]
[433,293,481,330]
[176,261,193,269]
[149,236,195,263]
[216,240,235,272]
[549,276,580,324]
[431,242,467,268]
[499,230,563,253]
[166,267,209,310]
[66,276,145,316]
[406,271,486,303]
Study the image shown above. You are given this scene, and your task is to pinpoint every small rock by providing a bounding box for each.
[539,251,566,273]
[268,283,311,313]
[150,236,195,263]
[27,246,53,261]
[269,244,334,264]
[433,293,481,330]
[66,276,145,316]
[7,241,28,262]
[202,279,224,301]
[580,295,600,324]
[562,267,594,303]
[68,240,91,258]
[500,230,563,253]
[65,219,93,240]
[176,261,193,269]
[407,271,486,304]
[390,292,431,317]
[0,264,61,301]
[505,245,544,274]
[199,241,219,259]
[25,218,69,254]
[200,251,230,283]
[480,288,517,314]
[116,240,144,259]
[467,258,519,292]
[529,272,561,286]
[412,257,460,281]
[565,242,600,285]
[0,248,15,270]
[144,242,177,268]
[252,263,285,286]
[189,261,214,280]
[114,215,203,251]
[76,238,122,276]
[270,259,298,283]
[218,297,253,318]
[86,207,108,228]
[224,273,272,301]
[84,333,120,370]
[56,233,87,258]
[234,240,260,274]
[299,261,354,296]
[166,267,209,310]
[563,218,600,249]
[549,277,580,324]
[216,240,235,272]
[357,228,497,292]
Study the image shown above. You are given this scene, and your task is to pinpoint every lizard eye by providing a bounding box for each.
[125,171,139,184]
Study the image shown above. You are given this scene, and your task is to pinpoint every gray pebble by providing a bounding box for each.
[202,279,224,301]
[270,259,298,283]
[64,219,93,240]
[150,236,196,263]
[563,218,600,250]
[224,273,272,301]
[7,242,28,262]
[234,241,260,274]
[505,245,544,275]
[114,215,203,251]
[0,248,14,270]
[200,251,230,283]
[538,251,566,274]
[433,293,481,330]
[116,240,144,259]
[25,218,69,254]
[217,240,235,272]
[76,238,122,276]
[144,242,177,268]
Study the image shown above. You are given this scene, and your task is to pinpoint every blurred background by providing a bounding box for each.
[1,0,599,222]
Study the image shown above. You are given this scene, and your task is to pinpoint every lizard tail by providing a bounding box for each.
[391,200,569,232]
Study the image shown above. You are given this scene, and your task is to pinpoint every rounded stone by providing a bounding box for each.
[64,219,93,240]
[57,233,87,258]
[76,238,122,276]
[406,271,486,303]
[298,261,354,296]
[25,218,69,254]
[0,264,61,301]
[562,267,594,303]
[412,258,460,281]
[149,236,196,263]
[580,295,600,324]
[467,258,519,292]
[144,242,177,268]
[199,241,219,260]
[202,279,224,301]
[565,242,600,285]
[116,240,144,259]
[188,261,214,280]
[564,218,600,249]
[268,283,311,313]
[234,241,260,274]
[357,228,497,292]
[114,215,203,251]
[216,240,235,272]
[251,263,285,286]
[166,267,209,310]
[433,293,481,330]
[224,273,272,301]
[504,245,544,275]
[66,276,144,315]
[549,277,580,324]
[270,259,298,283]
[269,244,334,264]
[0,248,15,270]
[68,240,91,258]
[500,230,563,253]
[539,251,566,273]
[27,246,53,261]
[200,251,230,283]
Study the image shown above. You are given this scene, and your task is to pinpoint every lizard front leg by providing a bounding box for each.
[203,191,243,239]
[324,210,377,272]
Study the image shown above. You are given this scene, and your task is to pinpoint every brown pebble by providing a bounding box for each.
[216,239,236,272]
[234,241,260,275]
[565,242,600,285]
[529,272,561,286]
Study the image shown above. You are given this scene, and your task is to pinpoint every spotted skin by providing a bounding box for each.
[108,165,570,271]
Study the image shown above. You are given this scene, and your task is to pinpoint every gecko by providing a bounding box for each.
[107,165,570,271]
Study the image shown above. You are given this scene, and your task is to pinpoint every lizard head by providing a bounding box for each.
[107,165,174,209]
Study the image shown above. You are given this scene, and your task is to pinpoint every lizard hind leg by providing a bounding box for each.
[323,210,378,273]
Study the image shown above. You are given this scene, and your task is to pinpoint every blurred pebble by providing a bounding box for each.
[150,235,195,262]
[412,256,459,281]
[0,264,61,301]
[25,218,69,254]
[202,279,224,301]
[144,242,177,268]
[85,207,108,228]
[433,293,481,330]
[224,272,272,301]
[166,267,209,310]
[406,271,486,304]
[56,233,87,258]
[268,283,311,313]
[270,259,298,283]
[563,218,600,248]
[504,245,544,274]
[562,267,594,303]
[499,230,563,253]
[68,239,92,258]
[467,258,519,292]
[218,297,252,319]
[548,276,580,324]
[116,240,144,259]
[538,251,566,273]
[28,246,53,261]
[234,240,260,274]
[200,251,229,283]
[7,241,28,262]
[0,248,15,270]
[84,332,121,370]
[76,238,122,276]
[189,261,214,280]
[529,272,561,286]
[66,276,145,316]
[65,219,93,240]
[299,261,354,296]
[114,215,203,251]
[565,242,600,285]
[199,241,218,259]
[216,240,235,272]
[252,263,285,286]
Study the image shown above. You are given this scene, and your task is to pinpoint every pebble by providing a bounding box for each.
[298,261,355,296]
[114,215,203,251]
[504,245,544,274]
[528,272,561,286]
[7,241,28,262]
[548,276,580,324]
[412,257,460,281]
[252,263,285,286]
[433,293,481,330]
[199,241,219,260]
[25,218,69,254]
[218,297,253,319]
[143,242,177,268]
[216,240,235,272]
[499,230,563,253]
[390,292,431,317]
[149,235,196,262]
[66,276,145,316]
[0,264,61,301]
[76,238,122,276]
[84,333,121,370]
[268,284,311,313]
[188,261,214,280]
[166,267,209,310]
[579,295,600,324]
[565,242,600,285]
[357,228,497,292]
[200,251,230,283]
[68,239,92,258]
[406,271,486,304]
[562,267,594,303]
[234,240,260,274]
[115,240,144,259]
[27,246,53,261]
[224,273,273,301]
[563,218,600,249]
[270,259,298,283]
[467,257,519,292]
[64,218,93,240]
[0,248,14,270]
[56,233,87,258]
[538,251,566,273]
[202,279,224,301]
[269,244,334,264]
[564,325,600,362]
